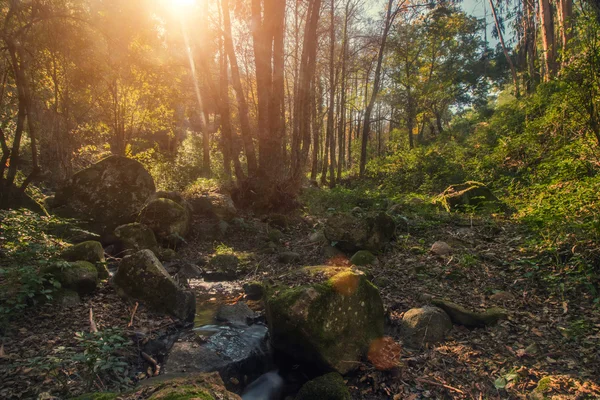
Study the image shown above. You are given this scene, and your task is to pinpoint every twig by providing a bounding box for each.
[415,378,465,394]
[89,308,98,333]
[128,302,139,328]
[141,351,160,376]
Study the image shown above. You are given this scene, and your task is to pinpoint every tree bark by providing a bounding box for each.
[539,0,557,80]
[489,0,520,96]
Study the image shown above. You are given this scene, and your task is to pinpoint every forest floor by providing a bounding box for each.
[2,195,600,399]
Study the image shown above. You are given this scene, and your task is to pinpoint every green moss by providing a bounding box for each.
[533,376,553,393]
[114,223,159,254]
[149,385,214,400]
[350,250,376,266]
[42,261,98,295]
[296,373,350,400]
[71,393,117,400]
[61,241,105,263]
[267,229,284,242]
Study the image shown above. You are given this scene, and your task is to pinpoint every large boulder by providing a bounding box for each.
[51,156,156,237]
[60,241,109,279]
[113,223,159,255]
[324,212,396,253]
[439,181,502,212]
[265,266,385,374]
[139,197,191,246]
[401,306,452,347]
[42,261,98,296]
[113,250,195,321]
[190,193,237,220]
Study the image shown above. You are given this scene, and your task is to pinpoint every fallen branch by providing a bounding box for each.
[89,308,98,333]
[128,302,139,328]
[141,351,160,376]
[415,378,465,394]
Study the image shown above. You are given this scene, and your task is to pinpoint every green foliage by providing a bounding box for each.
[0,209,69,326]
[72,328,132,391]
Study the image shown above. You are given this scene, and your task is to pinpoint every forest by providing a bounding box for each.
[1,0,600,399]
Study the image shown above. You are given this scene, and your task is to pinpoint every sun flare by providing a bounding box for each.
[167,0,196,12]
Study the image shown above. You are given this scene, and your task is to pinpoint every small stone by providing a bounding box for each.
[309,230,327,244]
[350,250,376,266]
[243,281,264,300]
[278,251,300,264]
[216,302,255,325]
[430,241,452,256]
[401,306,452,347]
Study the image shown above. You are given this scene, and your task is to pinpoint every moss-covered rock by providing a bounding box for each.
[438,181,503,212]
[296,373,350,400]
[324,212,396,252]
[54,289,81,307]
[267,229,284,243]
[350,250,376,266]
[203,254,239,281]
[114,223,159,255]
[432,299,507,328]
[190,193,237,221]
[51,156,156,237]
[401,306,452,347]
[265,266,384,374]
[60,241,108,279]
[278,251,300,264]
[113,250,195,321]
[42,261,98,295]
[140,198,190,246]
[74,372,240,400]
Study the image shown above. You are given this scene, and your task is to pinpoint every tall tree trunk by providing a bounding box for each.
[327,0,337,187]
[336,1,350,181]
[489,0,520,96]
[222,0,258,175]
[539,0,557,80]
[557,0,573,64]
[310,76,323,180]
[359,0,399,176]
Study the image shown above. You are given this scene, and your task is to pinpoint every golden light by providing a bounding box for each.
[165,0,197,13]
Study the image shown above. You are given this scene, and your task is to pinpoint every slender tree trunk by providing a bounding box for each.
[489,0,520,95]
[327,0,337,187]
[539,0,557,80]
[557,0,573,64]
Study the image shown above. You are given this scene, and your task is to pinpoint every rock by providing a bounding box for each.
[265,213,289,230]
[114,223,159,255]
[190,193,237,220]
[265,266,385,374]
[216,302,255,325]
[217,220,230,236]
[367,336,402,370]
[54,289,81,307]
[165,326,269,386]
[267,229,284,243]
[351,207,363,215]
[42,261,98,296]
[324,212,396,253]
[242,371,284,400]
[175,262,204,280]
[149,191,193,215]
[278,251,300,264]
[309,230,328,244]
[432,299,507,328]
[322,245,346,260]
[204,254,239,282]
[1,184,46,214]
[350,250,376,266]
[490,291,516,302]
[157,247,177,262]
[60,241,109,279]
[430,241,452,256]
[401,306,452,347]
[51,156,156,237]
[139,198,191,246]
[243,281,264,300]
[77,372,241,400]
[296,372,350,400]
[439,181,502,212]
[113,249,195,321]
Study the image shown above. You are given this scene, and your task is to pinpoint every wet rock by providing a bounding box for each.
[165,325,269,386]
[60,241,109,279]
[296,372,350,400]
[432,299,507,328]
[51,155,155,237]
[190,193,237,220]
[324,212,396,252]
[42,261,98,296]
[242,371,284,400]
[439,181,503,212]
[139,197,191,246]
[113,249,195,321]
[265,266,384,374]
[350,250,376,266]
[278,251,300,264]
[243,281,264,301]
[401,306,452,347]
[114,223,159,255]
[216,302,255,326]
[430,241,452,256]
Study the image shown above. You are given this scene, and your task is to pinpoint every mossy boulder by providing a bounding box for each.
[60,241,109,279]
[113,249,196,321]
[51,156,156,237]
[114,223,159,255]
[190,193,237,221]
[140,198,191,246]
[74,372,240,400]
[350,250,376,266]
[204,254,240,281]
[439,181,502,212]
[42,261,98,295]
[432,299,507,328]
[296,372,350,400]
[324,212,396,252]
[265,266,385,374]
[401,306,452,347]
